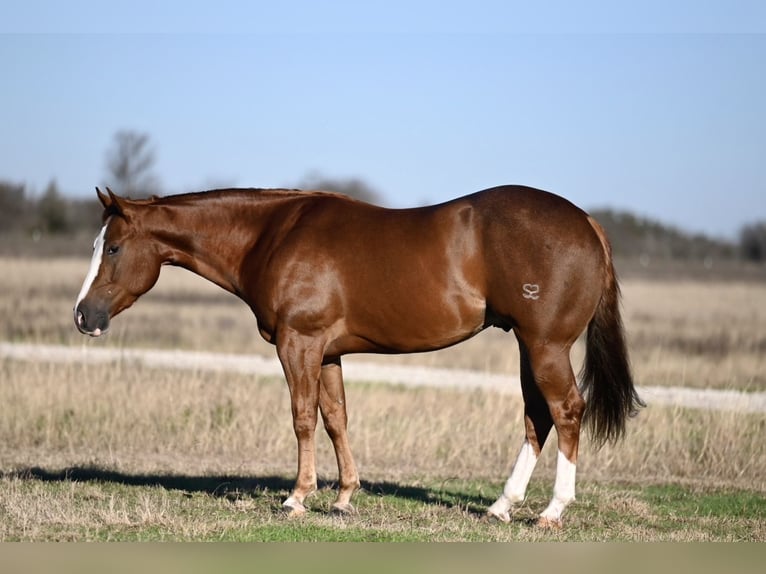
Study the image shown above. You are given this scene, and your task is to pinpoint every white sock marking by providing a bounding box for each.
[539,449,577,523]
[74,223,108,309]
[503,439,538,502]
[487,439,539,520]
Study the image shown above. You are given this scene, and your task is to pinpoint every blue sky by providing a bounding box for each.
[1,2,765,238]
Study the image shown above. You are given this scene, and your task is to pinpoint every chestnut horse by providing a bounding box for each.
[74,185,643,527]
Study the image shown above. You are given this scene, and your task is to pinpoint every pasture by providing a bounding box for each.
[0,257,764,541]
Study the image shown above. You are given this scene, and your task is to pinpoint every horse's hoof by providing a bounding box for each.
[486,509,511,523]
[281,497,307,517]
[536,516,563,529]
[331,502,357,515]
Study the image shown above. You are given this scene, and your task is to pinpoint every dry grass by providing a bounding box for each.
[2,256,765,391]
[1,356,763,490]
[0,356,763,541]
[622,279,766,391]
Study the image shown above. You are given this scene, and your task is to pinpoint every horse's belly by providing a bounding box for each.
[342,291,486,354]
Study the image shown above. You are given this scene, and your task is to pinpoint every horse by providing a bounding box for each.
[74,185,643,527]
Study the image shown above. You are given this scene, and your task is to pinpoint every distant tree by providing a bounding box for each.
[590,208,736,261]
[105,130,160,198]
[297,171,382,204]
[37,179,71,234]
[68,197,104,232]
[0,181,26,233]
[740,221,766,263]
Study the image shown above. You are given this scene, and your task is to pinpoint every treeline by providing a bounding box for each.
[1,178,764,265]
[590,209,742,262]
[0,180,101,238]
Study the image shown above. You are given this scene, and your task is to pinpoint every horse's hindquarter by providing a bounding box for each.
[478,187,606,342]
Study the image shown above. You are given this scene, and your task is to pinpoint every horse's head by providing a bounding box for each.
[74,188,163,337]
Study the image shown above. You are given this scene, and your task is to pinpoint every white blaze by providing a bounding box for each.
[74,223,108,309]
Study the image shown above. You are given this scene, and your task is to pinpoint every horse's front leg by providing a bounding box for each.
[319,357,360,513]
[276,329,323,516]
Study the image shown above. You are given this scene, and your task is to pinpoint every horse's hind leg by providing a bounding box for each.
[526,340,585,528]
[318,357,360,513]
[487,341,554,522]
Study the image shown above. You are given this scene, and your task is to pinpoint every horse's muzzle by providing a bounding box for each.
[74,302,110,337]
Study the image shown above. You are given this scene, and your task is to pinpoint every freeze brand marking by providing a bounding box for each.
[522,283,540,300]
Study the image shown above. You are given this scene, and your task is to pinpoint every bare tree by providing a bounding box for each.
[105,130,160,198]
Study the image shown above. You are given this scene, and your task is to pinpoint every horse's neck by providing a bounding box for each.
[152,194,289,296]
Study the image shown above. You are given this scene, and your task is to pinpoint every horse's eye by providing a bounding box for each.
[106,245,120,256]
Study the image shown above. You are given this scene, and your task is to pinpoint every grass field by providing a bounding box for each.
[1,257,765,541]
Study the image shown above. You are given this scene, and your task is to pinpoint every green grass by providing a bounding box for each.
[644,483,763,516]
[1,469,763,541]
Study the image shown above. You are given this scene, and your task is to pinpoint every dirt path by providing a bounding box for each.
[2,342,764,414]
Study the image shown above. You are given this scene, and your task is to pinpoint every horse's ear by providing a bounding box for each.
[96,187,111,208]
[96,186,130,221]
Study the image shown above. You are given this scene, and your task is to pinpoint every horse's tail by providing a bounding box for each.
[580,216,645,447]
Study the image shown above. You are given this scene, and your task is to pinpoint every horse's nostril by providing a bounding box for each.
[76,309,85,327]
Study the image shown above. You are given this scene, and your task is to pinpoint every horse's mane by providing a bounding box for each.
[144,188,362,206]
[101,188,368,222]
